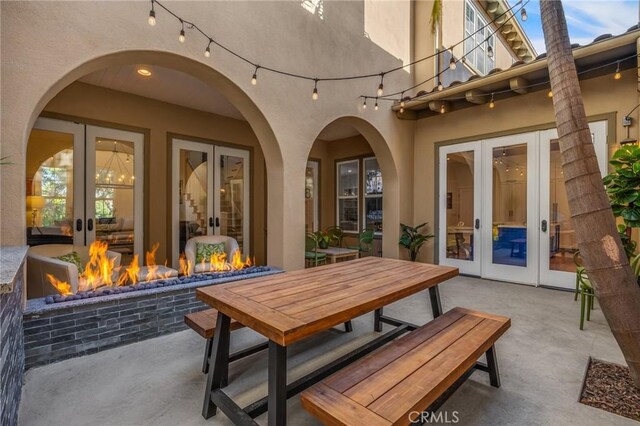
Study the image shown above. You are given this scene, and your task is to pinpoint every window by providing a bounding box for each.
[363,157,383,233]
[39,166,68,227]
[464,0,495,75]
[336,160,359,232]
[95,186,115,218]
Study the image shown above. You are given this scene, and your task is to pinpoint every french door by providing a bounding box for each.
[172,139,250,266]
[438,121,608,288]
[305,161,320,233]
[28,118,144,260]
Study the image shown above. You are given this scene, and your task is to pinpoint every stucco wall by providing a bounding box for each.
[1,1,416,270]
[413,70,638,263]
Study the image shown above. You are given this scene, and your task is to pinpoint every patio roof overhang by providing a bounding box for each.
[480,0,537,61]
[396,28,640,120]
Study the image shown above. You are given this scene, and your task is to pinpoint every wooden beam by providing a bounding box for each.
[506,32,517,42]
[428,101,451,114]
[496,15,507,25]
[511,41,523,50]
[501,24,513,34]
[465,89,487,104]
[486,1,499,13]
[509,77,529,94]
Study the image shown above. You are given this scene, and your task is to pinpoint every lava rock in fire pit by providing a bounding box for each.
[45,296,54,304]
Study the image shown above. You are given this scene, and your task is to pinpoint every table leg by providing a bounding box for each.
[268,341,287,426]
[428,285,443,318]
[202,311,231,418]
[374,308,383,332]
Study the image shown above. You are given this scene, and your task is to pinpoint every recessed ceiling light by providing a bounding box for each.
[137,68,152,77]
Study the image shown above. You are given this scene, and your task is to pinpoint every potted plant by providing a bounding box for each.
[603,145,640,260]
[399,223,434,261]
[312,230,331,249]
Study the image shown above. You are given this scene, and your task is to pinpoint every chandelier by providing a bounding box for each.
[95,141,135,188]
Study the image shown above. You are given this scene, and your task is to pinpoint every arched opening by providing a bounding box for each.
[20,50,287,298]
[304,116,400,265]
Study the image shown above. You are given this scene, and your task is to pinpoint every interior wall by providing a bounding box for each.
[414,70,637,263]
[41,81,267,264]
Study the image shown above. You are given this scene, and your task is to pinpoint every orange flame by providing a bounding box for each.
[46,274,73,296]
[179,254,193,276]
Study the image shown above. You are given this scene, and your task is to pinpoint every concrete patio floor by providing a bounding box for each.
[19,275,637,426]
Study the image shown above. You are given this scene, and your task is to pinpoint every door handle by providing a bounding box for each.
[541,220,547,232]
[76,219,83,232]
[215,217,220,227]
[87,218,94,232]
[209,217,214,228]
[475,219,480,230]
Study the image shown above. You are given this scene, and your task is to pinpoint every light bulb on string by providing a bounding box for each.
[489,93,495,109]
[178,20,185,43]
[204,39,212,58]
[449,56,457,70]
[362,98,367,109]
[614,61,621,80]
[251,66,259,85]
[440,103,445,114]
[377,74,385,97]
[547,89,553,98]
[400,92,405,109]
[148,3,156,26]
[437,81,443,91]
[487,45,494,59]
[521,8,528,21]
[312,79,319,100]
[374,98,379,111]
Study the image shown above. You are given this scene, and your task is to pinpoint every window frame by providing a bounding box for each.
[463,0,496,76]
[39,165,70,227]
[336,159,360,234]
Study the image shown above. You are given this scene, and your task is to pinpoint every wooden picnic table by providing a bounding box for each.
[197,256,458,425]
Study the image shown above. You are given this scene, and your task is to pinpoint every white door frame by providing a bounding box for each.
[32,117,85,245]
[481,132,539,285]
[538,120,608,289]
[86,125,144,258]
[214,145,251,256]
[438,141,483,276]
[172,138,215,267]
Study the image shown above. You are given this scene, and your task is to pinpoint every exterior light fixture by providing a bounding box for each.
[312,79,319,100]
[374,99,379,111]
[449,56,457,70]
[487,45,494,58]
[437,81,443,91]
[547,89,553,98]
[489,93,495,109]
[148,5,156,26]
[137,68,152,76]
[614,61,621,80]
[521,8,528,21]
[362,98,367,109]
[440,103,445,114]
[251,66,259,86]
[204,39,212,57]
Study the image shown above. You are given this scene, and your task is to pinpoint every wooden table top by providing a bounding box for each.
[196,257,458,346]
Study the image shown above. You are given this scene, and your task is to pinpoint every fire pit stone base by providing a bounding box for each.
[23,266,281,369]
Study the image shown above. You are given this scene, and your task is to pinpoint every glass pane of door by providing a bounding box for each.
[27,118,84,248]
[305,161,319,233]
[548,139,575,272]
[445,151,475,261]
[216,149,249,254]
[87,126,144,263]
[337,160,359,232]
[491,143,528,267]
[179,148,210,255]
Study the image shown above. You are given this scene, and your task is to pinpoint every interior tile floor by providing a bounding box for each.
[19,275,637,425]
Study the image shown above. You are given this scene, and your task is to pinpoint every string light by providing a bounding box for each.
[204,39,212,57]
[312,79,319,100]
[437,81,443,91]
[363,98,367,109]
[374,98,379,111]
[377,74,385,96]
[178,20,185,43]
[547,89,553,98]
[449,56,457,71]
[489,93,495,109]
[614,61,621,80]
[148,1,156,26]
[251,66,259,85]
[400,93,405,109]
[440,103,445,114]
[487,45,494,59]
[521,8,528,21]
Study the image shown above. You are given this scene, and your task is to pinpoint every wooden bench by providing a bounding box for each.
[301,307,510,425]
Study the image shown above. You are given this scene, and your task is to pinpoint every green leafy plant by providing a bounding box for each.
[312,230,330,249]
[399,223,434,262]
[604,145,640,228]
[604,145,640,261]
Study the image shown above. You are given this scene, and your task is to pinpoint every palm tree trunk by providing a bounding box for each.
[540,0,640,386]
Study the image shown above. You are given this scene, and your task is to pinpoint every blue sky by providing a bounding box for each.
[509,0,639,55]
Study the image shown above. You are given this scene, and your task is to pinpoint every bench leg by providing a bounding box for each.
[202,338,213,374]
[428,285,443,318]
[344,320,353,332]
[486,345,500,388]
[374,308,383,332]
[202,312,231,419]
